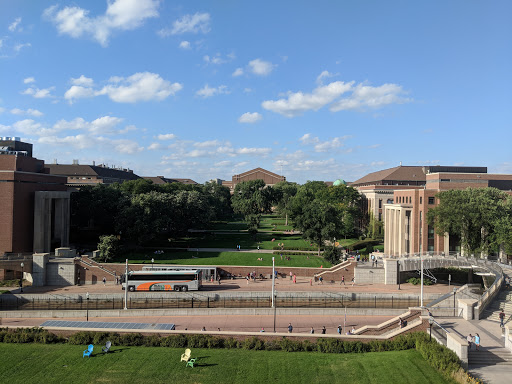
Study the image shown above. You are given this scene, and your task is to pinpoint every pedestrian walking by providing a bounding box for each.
[351,276,355,286]
[293,274,296,284]
[289,271,292,280]
[499,309,505,327]
[310,327,315,334]
[288,323,293,333]
[102,277,106,286]
[341,276,345,285]
[474,333,480,350]
[337,325,342,335]
[466,334,473,350]
[321,326,326,334]
[319,276,323,284]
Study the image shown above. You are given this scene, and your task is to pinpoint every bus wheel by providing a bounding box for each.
[181,286,188,292]
[128,286,135,292]
[174,286,180,292]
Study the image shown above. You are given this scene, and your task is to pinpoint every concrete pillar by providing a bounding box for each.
[383,258,398,285]
[32,253,49,287]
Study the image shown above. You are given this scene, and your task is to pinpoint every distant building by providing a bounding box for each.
[46,161,140,188]
[0,137,70,256]
[222,167,285,192]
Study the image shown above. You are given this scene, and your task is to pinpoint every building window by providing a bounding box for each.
[427,225,435,251]
[378,212,382,221]
[378,199,382,209]
[387,198,393,204]
[420,196,422,204]
[428,197,435,204]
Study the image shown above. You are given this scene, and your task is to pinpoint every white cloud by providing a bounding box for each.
[10,108,43,117]
[98,72,182,103]
[65,72,182,103]
[0,107,5,114]
[21,86,55,99]
[262,81,353,117]
[330,83,412,111]
[8,17,22,32]
[64,85,96,102]
[71,75,94,86]
[248,59,275,76]
[12,119,45,136]
[89,116,124,134]
[236,147,271,156]
[14,43,31,52]
[232,68,244,77]
[316,70,336,84]
[179,40,191,49]
[148,142,164,150]
[119,124,137,134]
[300,133,350,152]
[23,77,35,84]
[196,84,228,98]
[158,12,210,37]
[194,140,221,148]
[238,112,262,124]
[157,133,176,141]
[43,0,160,47]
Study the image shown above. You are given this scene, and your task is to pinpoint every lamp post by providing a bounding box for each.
[20,262,24,293]
[428,316,434,341]
[151,258,154,270]
[453,287,457,317]
[397,260,401,290]
[272,257,277,333]
[86,292,89,322]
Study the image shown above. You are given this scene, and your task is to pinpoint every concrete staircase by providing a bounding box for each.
[469,346,512,368]
[481,289,512,324]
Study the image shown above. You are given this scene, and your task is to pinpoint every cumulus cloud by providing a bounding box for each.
[300,133,351,152]
[262,75,412,117]
[8,17,22,32]
[316,70,336,84]
[158,12,210,37]
[157,133,176,141]
[147,142,165,150]
[163,140,271,161]
[10,108,43,117]
[43,0,160,47]
[21,86,55,98]
[14,43,31,52]
[23,77,35,84]
[330,83,411,112]
[179,40,191,49]
[196,84,228,98]
[232,68,244,77]
[262,81,353,117]
[71,75,94,86]
[238,112,262,124]
[248,59,275,76]
[64,72,182,103]
[38,134,143,154]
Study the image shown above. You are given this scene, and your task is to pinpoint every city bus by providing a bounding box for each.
[121,270,202,292]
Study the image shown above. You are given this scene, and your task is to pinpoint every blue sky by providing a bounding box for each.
[1,0,511,184]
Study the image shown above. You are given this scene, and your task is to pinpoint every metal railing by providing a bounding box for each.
[0,295,421,311]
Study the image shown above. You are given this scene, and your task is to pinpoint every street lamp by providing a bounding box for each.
[397,260,401,290]
[453,287,457,317]
[86,292,90,322]
[20,262,24,293]
[428,316,434,341]
[151,258,154,270]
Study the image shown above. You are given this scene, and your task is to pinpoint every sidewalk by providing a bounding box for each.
[437,317,508,384]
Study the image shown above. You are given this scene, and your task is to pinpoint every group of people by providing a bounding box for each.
[466,333,481,350]
[285,323,355,335]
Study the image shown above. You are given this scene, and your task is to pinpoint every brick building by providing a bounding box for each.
[0,137,70,257]
[221,167,285,192]
[143,176,198,185]
[384,170,512,256]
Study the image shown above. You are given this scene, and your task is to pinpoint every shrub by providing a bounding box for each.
[279,337,304,352]
[223,337,240,349]
[120,333,144,346]
[161,335,188,348]
[68,331,94,345]
[144,334,161,347]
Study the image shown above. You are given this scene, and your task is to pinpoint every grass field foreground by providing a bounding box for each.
[0,343,456,384]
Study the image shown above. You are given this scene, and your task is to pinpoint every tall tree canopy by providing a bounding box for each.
[272,181,298,226]
[231,180,274,232]
[289,181,361,255]
[427,187,510,254]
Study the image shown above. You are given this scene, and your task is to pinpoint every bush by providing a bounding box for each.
[407,277,433,286]
[347,239,381,252]
[68,331,94,345]
[120,333,144,346]
[323,247,342,264]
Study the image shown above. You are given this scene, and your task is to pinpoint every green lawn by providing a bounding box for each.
[121,251,331,268]
[0,343,455,384]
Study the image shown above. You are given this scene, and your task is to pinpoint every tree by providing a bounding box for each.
[427,188,509,254]
[273,181,298,226]
[202,181,233,220]
[231,180,273,229]
[97,235,119,262]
